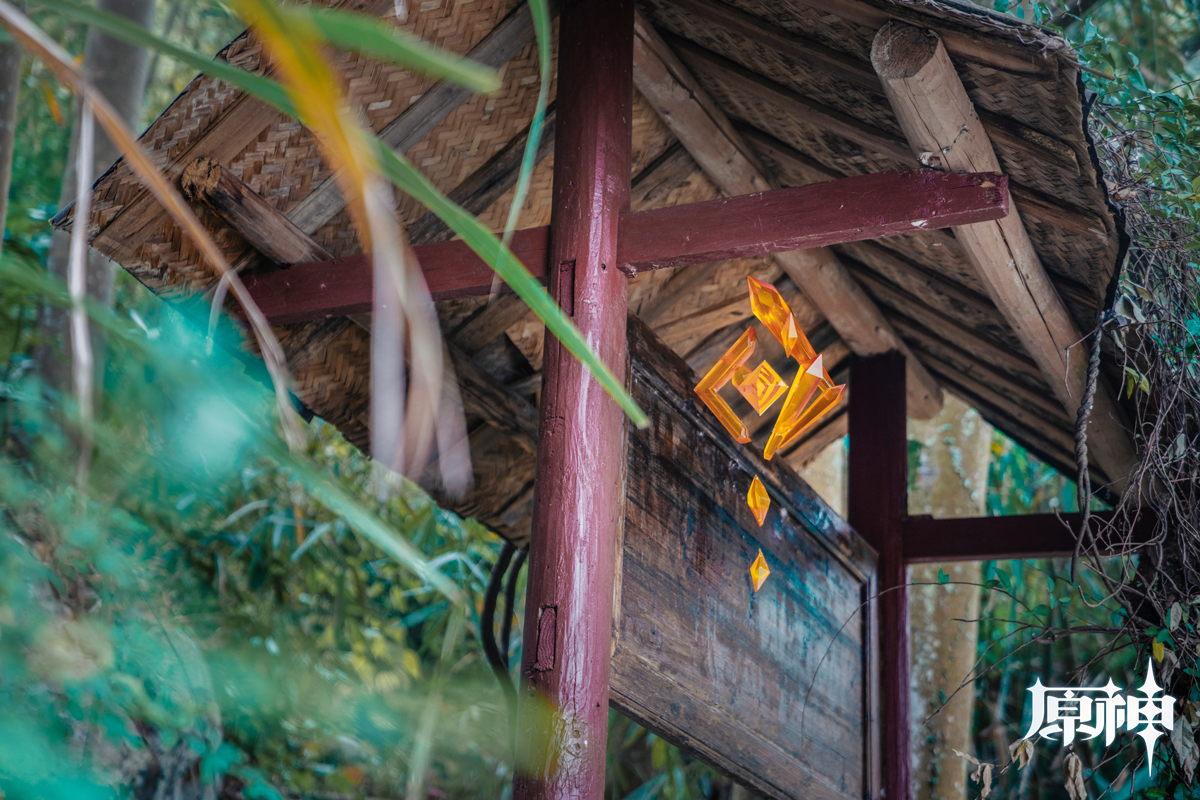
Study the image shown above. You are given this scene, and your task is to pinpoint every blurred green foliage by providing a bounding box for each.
[0,251,532,797]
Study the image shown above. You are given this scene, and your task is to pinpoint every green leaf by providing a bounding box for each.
[290,5,500,94]
[937,568,949,584]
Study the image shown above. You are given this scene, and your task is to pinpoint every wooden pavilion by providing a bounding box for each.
[69,0,1140,797]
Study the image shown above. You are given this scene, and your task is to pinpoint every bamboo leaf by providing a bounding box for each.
[290,4,499,94]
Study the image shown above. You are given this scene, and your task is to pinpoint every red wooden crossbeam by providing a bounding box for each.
[243,170,1007,326]
[902,511,1153,562]
[243,226,550,326]
[618,170,1007,271]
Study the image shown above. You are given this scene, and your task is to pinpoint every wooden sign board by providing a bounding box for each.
[611,317,880,800]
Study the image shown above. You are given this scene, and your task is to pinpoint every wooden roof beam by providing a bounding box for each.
[871,21,1137,491]
[903,511,1151,562]
[631,11,944,419]
[180,157,332,266]
[245,168,1008,326]
[618,169,1010,270]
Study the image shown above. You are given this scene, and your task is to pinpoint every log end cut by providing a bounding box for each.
[871,21,941,80]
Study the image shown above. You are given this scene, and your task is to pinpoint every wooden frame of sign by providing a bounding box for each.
[610,316,881,800]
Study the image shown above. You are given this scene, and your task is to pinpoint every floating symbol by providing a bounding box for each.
[734,361,789,415]
[747,475,770,526]
[750,548,770,592]
[694,278,846,459]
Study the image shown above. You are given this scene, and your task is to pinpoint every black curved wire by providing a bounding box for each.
[481,542,517,715]
[501,547,528,670]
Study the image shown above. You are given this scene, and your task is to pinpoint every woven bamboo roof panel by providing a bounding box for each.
[75,0,1129,542]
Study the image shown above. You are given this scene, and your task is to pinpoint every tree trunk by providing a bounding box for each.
[907,395,991,800]
[0,16,22,261]
[37,0,154,391]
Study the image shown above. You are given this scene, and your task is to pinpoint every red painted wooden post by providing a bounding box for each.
[512,0,633,797]
[848,352,910,800]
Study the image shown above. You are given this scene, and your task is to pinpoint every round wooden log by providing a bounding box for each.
[871,21,1137,492]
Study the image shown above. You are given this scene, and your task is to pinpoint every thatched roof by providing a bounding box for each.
[75,0,1126,545]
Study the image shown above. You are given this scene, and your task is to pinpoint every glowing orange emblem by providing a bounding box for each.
[693,277,846,460]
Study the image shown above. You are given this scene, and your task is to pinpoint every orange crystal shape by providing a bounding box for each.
[763,354,827,460]
[747,276,816,362]
[747,475,770,526]
[734,360,789,415]
[694,327,757,443]
[777,383,846,452]
[750,548,770,592]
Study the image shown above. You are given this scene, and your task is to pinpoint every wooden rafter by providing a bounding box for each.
[630,12,944,419]
[180,157,332,266]
[871,21,1137,490]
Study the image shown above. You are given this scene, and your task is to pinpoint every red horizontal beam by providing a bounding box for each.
[244,170,1007,326]
[243,226,550,326]
[617,169,1008,271]
[902,511,1153,563]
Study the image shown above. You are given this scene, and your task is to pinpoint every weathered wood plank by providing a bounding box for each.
[613,315,877,800]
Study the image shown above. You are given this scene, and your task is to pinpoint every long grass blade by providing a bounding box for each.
[68,97,95,498]
[236,0,463,486]
[0,0,306,451]
[291,4,499,94]
[32,0,647,427]
[500,0,550,246]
